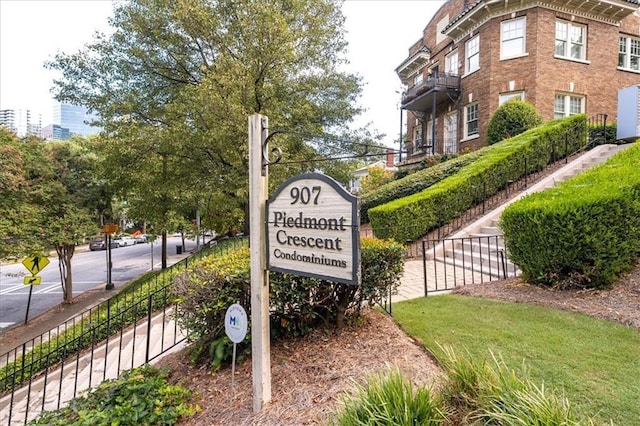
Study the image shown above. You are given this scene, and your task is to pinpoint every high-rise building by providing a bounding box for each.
[0,109,42,137]
[52,102,101,137]
[42,124,71,140]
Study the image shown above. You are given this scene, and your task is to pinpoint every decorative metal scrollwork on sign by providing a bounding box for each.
[263,132,283,166]
[261,120,284,175]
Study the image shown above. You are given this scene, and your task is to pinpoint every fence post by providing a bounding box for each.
[482,181,487,214]
[20,343,26,384]
[145,294,153,364]
[499,249,507,279]
[422,240,428,296]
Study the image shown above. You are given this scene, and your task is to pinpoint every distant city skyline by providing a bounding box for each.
[1,102,101,139]
[0,0,446,146]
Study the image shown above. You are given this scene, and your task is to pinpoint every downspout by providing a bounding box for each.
[399,107,403,162]
[432,93,437,155]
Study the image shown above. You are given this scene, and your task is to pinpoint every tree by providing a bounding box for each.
[0,130,103,302]
[44,140,104,301]
[360,164,395,195]
[486,99,543,145]
[46,0,374,266]
[0,128,39,259]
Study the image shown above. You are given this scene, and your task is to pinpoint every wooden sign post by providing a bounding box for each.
[248,114,271,412]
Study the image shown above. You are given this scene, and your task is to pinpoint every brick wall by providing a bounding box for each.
[401,1,640,161]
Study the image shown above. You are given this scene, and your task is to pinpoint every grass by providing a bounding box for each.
[391,295,640,425]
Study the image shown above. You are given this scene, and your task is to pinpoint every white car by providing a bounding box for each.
[134,234,148,244]
[114,236,136,247]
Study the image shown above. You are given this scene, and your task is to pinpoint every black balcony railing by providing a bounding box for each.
[402,72,460,104]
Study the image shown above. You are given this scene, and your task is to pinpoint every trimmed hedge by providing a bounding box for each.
[368,115,587,243]
[500,141,640,288]
[173,236,406,366]
[360,150,484,223]
[588,123,620,146]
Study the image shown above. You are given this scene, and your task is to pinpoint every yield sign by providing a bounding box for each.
[22,255,50,275]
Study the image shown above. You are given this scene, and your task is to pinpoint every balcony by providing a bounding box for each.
[401,72,461,112]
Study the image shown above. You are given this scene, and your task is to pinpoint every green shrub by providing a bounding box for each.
[360,151,484,223]
[28,366,199,425]
[588,123,619,146]
[369,115,586,243]
[174,237,406,366]
[172,247,252,367]
[486,99,543,145]
[359,164,395,195]
[332,367,446,425]
[501,141,640,288]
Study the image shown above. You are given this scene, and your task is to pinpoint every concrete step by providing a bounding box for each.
[443,247,516,277]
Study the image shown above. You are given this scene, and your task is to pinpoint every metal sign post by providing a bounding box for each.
[21,255,50,324]
[248,114,272,412]
[102,224,118,290]
[225,303,248,402]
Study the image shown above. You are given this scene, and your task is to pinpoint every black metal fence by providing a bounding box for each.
[0,237,247,425]
[421,235,520,295]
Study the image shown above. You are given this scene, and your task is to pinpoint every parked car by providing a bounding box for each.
[134,234,148,244]
[89,239,118,251]
[114,236,136,247]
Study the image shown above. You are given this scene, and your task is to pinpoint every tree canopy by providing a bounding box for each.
[0,130,104,301]
[46,0,379,238]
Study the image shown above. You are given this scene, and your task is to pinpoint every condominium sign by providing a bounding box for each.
[266,173,359,285]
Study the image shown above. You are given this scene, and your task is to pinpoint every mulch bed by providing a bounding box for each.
[160,263,640,425]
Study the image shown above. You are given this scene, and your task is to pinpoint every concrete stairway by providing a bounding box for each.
[0,308,188,425]
[432,143,634,279]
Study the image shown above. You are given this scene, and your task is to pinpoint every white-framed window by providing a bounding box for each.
[445,50,459,74]
[413,72,424,86]
[444,112,458,153]
[464,102,479,137]
[554,93,585,119]
[425,118,437,151]
[499,91,525,105]
[555,20,586,61]
[465,35,480,74]
[501,17,526,59]
[619,36,640,71]
[413,123,423,147]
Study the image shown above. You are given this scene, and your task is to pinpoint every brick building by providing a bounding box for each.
[396,0,640,167]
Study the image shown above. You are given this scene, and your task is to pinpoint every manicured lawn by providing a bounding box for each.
[391,295,640,425]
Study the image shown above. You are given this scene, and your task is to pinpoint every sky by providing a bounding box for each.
[0,0,445,148]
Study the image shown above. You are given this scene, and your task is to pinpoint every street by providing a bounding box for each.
[0,236,199,332]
